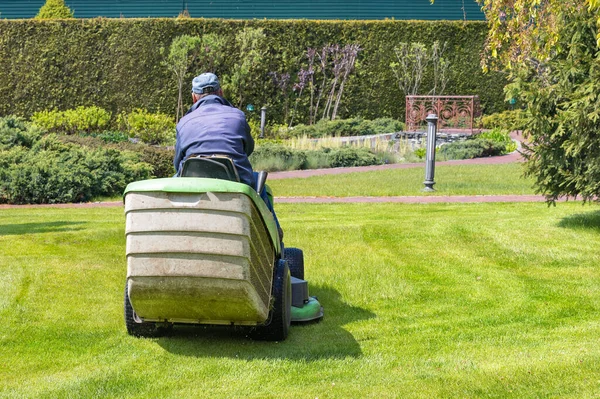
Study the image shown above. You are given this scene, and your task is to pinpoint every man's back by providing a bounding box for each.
[174,95,255,187]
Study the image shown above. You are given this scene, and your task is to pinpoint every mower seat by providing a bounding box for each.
[180,155,240,182]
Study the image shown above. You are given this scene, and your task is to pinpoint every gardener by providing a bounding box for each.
[174,72,282,238]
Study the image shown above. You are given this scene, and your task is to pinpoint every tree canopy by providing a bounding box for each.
[35,0,74,19]
[432,0,600,201]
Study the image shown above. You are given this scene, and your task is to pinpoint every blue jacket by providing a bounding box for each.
[174,95,255,187]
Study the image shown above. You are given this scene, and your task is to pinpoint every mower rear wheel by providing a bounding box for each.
[284,247,304,280]
[124,282,170,338]
[249,259,292,341]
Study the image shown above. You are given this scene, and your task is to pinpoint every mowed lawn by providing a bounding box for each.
[1,201,600,398]
[269,163,536,197]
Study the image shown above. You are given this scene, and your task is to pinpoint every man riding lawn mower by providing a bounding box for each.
[122,73,323,341]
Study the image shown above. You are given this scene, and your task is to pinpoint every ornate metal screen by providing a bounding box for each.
[405,95,481,133]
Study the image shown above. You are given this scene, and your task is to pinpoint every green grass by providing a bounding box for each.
[2,202,600,397]
[269,163,536,197]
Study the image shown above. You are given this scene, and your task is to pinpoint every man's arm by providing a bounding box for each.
[173,128,183,173]
[243,119,254,156]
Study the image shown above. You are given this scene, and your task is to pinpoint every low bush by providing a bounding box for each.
[250,143,307,171]
[0,115,43,150]
[413,147,427,160]
[86,130,130,144]
[31,106,112,135]
[250,143,385,171]
[0,134,152,204]
[328,147,379,168]
[481,110,527,131]
[57,135,175,178]
[438,138,508,161]
[476,128,517,153]
[118,109,176,146]
[283,118,405,139]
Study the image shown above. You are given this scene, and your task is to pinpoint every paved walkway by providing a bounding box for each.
[0,131,541,209]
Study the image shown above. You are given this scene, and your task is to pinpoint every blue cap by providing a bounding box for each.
[192,73,220,94]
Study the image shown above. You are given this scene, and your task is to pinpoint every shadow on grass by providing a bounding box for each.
[156,284,375,361]
[0,221,86,236]
[558,210,600,231]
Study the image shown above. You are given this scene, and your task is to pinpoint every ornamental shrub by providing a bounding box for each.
[249,142,384,171]
[438,138,507,160]
[476,128,517,153]
[57,134,175,178]
[328,147,379,167]
[31,106,111,135]
[119,109,176,146]
[481,110,527,131]
[0,134,152,204]
[35,0,74,19]
[93,130,130,144]
[285,118,405,139]
[0,116,42,150]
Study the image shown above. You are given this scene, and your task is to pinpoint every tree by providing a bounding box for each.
[35,0,74,19]
[390,41,449,96]
[429,1,596,72]
[197,34,227,74]
[223,28,267,108]
[461,0,600,202]
[514,7,600,202]
[163,35,202,121]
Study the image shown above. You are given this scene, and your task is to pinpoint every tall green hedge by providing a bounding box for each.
[0,18,507,124]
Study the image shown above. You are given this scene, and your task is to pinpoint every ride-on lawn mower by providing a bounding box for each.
[123,155,323,341]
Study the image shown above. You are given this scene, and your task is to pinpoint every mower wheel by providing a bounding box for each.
[124,282,170,338]
[284,247,304,280]
[249,259,292,341]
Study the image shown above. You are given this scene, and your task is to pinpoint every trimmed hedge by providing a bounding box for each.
[0,19,507,124]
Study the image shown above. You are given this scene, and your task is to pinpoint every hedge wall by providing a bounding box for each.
[0,18,507,124]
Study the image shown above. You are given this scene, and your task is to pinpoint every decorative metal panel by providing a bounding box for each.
[406,95,481,133]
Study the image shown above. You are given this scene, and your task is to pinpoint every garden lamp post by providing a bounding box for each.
[260,106,267,139]
[423,113,438,192]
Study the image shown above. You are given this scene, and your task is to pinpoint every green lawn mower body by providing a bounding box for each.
[123,170,322,341]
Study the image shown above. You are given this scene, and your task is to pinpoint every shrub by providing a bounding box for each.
[35,0,74,19]
[119,109,176,146]
[328,147,379,168]
[438,138,508,160]
[369,118,406,134]
[57,135,175,178]
[31,106,111,135]
[285,118,405,139]
[481,110,527,131]
[0,116,42,150]
[94,130,130,144]
[476,128,517,152]
[0,134,152,204]
[413,147,427,160]
[250,143,307,171]
[250,142,384,171]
